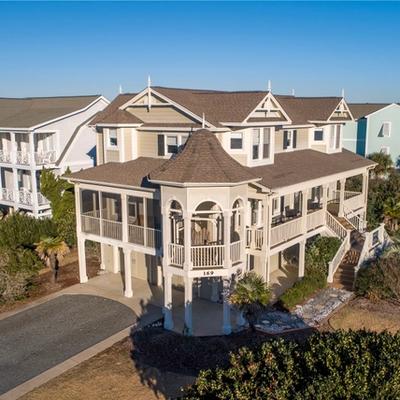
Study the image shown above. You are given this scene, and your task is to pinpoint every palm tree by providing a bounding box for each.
[35,237,69,282]
[229,272,271,332]
[383,199,400,232]
[368,152,393,178]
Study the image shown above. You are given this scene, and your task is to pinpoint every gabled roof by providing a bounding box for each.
[91,93,143,125]
[252,149,375,190]
[0,95,103,129]
[151,87,269,126]
[274,95,344,125]
[348,103,391,120]
[148,129,259,186]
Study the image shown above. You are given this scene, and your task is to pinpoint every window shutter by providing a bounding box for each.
[293,130,297,148]
[283,131,288,149]
[157,134,165,156]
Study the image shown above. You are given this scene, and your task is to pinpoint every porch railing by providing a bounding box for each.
[35,150,57,165]
[102,219,123,240]
[326,211,348,239]
[332,190,364,211]
[81,214,101,236]
[191,244,224,268]
[0,188,14,201]
[168,243,184,267]
[16,151,30,165]
[230,240,242,264]
[0,150,12,163]
[327,231,351,283]
[306,209,325,231]
[270,217,302,247]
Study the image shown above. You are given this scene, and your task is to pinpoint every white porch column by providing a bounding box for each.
[184,276,193,335]
[162,206,170,266]
[222,278,232,335]
[223,211,231,268]
[121,193,128,243]
[123,248,133,298]
[143,197,147,247]
[77,234,88,283]
[183,211,192,271]
[113,245,120,273]
[163,272,174,330]
[100,243,106,270]
[338,178,346,217]
[298,240,306,278]
[301,189,308,234]
[256,200,263,226]
[10,132,16,164]
[30,170,39,217]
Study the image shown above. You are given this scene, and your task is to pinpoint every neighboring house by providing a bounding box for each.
[342,103,400,163]
[67,85,382,336]
[0,95,109,217]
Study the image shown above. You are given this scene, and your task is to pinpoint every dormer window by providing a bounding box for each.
[230,132,243,149]
[108,129,118,148]
[283,130,297,150]
[166,135,178,154]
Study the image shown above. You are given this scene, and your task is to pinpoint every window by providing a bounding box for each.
[329,125,341,150]
[230,132,243,149]
[382,122,391,137]
[262,128,271,159]
[108,129,118,148]
[166,136,178,154]
[381,146,390,155]
[272,197,280,216]
[252,129,260,160]
[252,128,272,161]
[283,130,297,150]
[314,129,324,141]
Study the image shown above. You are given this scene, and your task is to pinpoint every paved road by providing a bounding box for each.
[0,294,137,395]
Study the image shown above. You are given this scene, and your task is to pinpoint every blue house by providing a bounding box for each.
[342,103,400,165]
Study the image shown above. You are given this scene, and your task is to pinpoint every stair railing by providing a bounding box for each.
[327,230,351,283]
[343,205,366,233]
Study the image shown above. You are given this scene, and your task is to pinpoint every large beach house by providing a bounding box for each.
[67,84,384,335]
[0,95,109,217]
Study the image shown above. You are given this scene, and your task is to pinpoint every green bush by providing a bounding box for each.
[279,237,341,309]
[0,213,57,249]
[182,330,400,400]
[355,250,400,301]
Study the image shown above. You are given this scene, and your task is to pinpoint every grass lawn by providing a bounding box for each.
[20,297,400,400]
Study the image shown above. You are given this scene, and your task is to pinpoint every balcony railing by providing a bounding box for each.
[0,150,57,165]
[81,211,161,249]
[306,209,325,232]
[270,217,302,247]
[246,227,263,250]
[0,188,50,207]
[169,243,184,266]
[332,190,364,211]
[230,240,242,264]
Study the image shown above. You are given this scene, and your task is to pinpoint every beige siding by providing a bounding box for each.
[311,144,327,153]
[126,106,195,123]
[106,150,119,162]
[230,153,247,165]
[138,133,158,158]
[97,132,104,165]
[275,128,309,153]
[124,128,132,161]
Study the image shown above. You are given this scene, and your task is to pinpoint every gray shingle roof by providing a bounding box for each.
[348,103,391,120]
[0,95,102,128]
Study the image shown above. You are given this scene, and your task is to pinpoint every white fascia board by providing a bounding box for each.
[221,121,292,127]
[362,103,399,119]
[96,123,142,128]
[29,96,109,130]
[281,124,315,129]
[148,178,262,188]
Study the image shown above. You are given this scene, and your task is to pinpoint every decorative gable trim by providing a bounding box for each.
[327,98,354,122]
[243,92,292,124]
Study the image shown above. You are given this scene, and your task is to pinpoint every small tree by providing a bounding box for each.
[35,237,69,282]
[40,168,76,246]
[229,272,271,331]
[368,152,393,178]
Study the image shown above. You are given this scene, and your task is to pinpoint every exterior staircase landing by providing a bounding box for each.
[331,231,365,291]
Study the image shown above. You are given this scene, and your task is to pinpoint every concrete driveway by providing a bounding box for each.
[0,294,137,395]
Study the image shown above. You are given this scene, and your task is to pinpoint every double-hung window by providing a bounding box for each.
[230,132,243,149]
[108,128,118,148]
[252,128,272,161]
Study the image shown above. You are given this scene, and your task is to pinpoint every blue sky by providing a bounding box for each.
[0,1,399,102]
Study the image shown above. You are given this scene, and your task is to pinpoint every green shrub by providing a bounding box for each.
[355,251,400,301]
[279,237,340,309]
[0,247,42,302]
[183,330,400,400]
[0,213,57,249]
